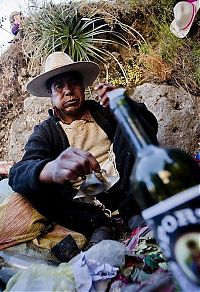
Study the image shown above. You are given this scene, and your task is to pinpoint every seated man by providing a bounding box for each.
[9,52,158,246]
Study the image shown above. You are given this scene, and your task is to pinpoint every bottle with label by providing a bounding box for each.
[108,88,200,291]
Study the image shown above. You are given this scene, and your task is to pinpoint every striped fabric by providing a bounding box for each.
[0,179,86,251]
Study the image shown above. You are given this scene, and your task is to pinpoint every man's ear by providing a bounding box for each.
[48,89,53,98]
[48,91,54,105]
[50,96,54,105]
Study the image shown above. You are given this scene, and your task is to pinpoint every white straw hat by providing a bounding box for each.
[26,52,100,97]
[170,1,199,38]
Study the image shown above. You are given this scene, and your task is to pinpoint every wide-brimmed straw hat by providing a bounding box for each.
[170,1,199,38]
[26,52,100,97]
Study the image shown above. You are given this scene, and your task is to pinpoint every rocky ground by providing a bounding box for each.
[0,41,28,160]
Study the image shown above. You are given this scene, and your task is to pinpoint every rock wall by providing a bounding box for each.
[8,96,51,161]
[6,83,199,162]
[133,83,199,153]
[0,41,29,160]
[0,39,44,161]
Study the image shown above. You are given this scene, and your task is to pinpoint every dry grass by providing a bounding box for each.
[139,54,172,82]
[80,0,200,95]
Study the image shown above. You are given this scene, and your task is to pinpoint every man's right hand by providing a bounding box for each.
[39,147,100,184]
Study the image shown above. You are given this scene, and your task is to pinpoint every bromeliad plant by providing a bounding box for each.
[22,0,145,82]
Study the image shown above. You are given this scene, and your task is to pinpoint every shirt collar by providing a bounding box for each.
[53,107,94,124]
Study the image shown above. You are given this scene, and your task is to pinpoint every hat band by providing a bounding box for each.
[180,4,196,31]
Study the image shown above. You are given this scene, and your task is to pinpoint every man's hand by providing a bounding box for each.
[94,83,116,107]
[39,147,100,184]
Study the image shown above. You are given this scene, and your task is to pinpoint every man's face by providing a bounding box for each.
[13,14,22,25]
[48,71,85,117]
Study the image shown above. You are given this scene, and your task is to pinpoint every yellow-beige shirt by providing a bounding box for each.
[59,110,119,189]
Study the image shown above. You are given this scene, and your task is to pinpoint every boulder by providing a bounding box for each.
[133,83,199,154]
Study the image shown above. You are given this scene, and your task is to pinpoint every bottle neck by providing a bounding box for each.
[109,88,151,154]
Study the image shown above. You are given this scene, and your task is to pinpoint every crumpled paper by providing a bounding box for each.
[73,254,119,292]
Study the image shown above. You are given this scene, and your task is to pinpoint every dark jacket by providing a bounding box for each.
[9,100,158,236]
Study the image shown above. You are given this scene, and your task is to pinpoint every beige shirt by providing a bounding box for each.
[59,111,119,189]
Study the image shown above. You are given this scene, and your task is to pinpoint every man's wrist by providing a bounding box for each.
[39,161,54,184]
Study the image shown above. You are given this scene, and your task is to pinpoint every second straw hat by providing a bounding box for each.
[170,1,199,38]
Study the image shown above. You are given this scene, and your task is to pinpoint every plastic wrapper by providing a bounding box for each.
[4,263,75,291]
[69,239,126,268]
[0,251,57,287]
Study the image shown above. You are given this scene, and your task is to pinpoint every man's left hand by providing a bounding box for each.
[94,83,116,107]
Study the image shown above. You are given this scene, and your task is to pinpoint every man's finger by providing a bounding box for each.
[53,168,79,184]
[72,148,100,172]
[64,156,92,176]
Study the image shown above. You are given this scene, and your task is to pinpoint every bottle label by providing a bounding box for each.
[142,184,200,291]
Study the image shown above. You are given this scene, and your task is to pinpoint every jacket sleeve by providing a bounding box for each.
[9,121,58,194]
[8,120,112,234]
[112,98,159,221]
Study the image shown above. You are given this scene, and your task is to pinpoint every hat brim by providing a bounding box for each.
[26,61,99,97]
[170,19,190,38]
[170,1,199,38]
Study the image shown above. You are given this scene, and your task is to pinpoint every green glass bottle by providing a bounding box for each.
[108,88,200,291]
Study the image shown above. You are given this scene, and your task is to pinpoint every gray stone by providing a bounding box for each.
[7,96,51,161]
[133,83,199,154]
[23,96,51,113]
